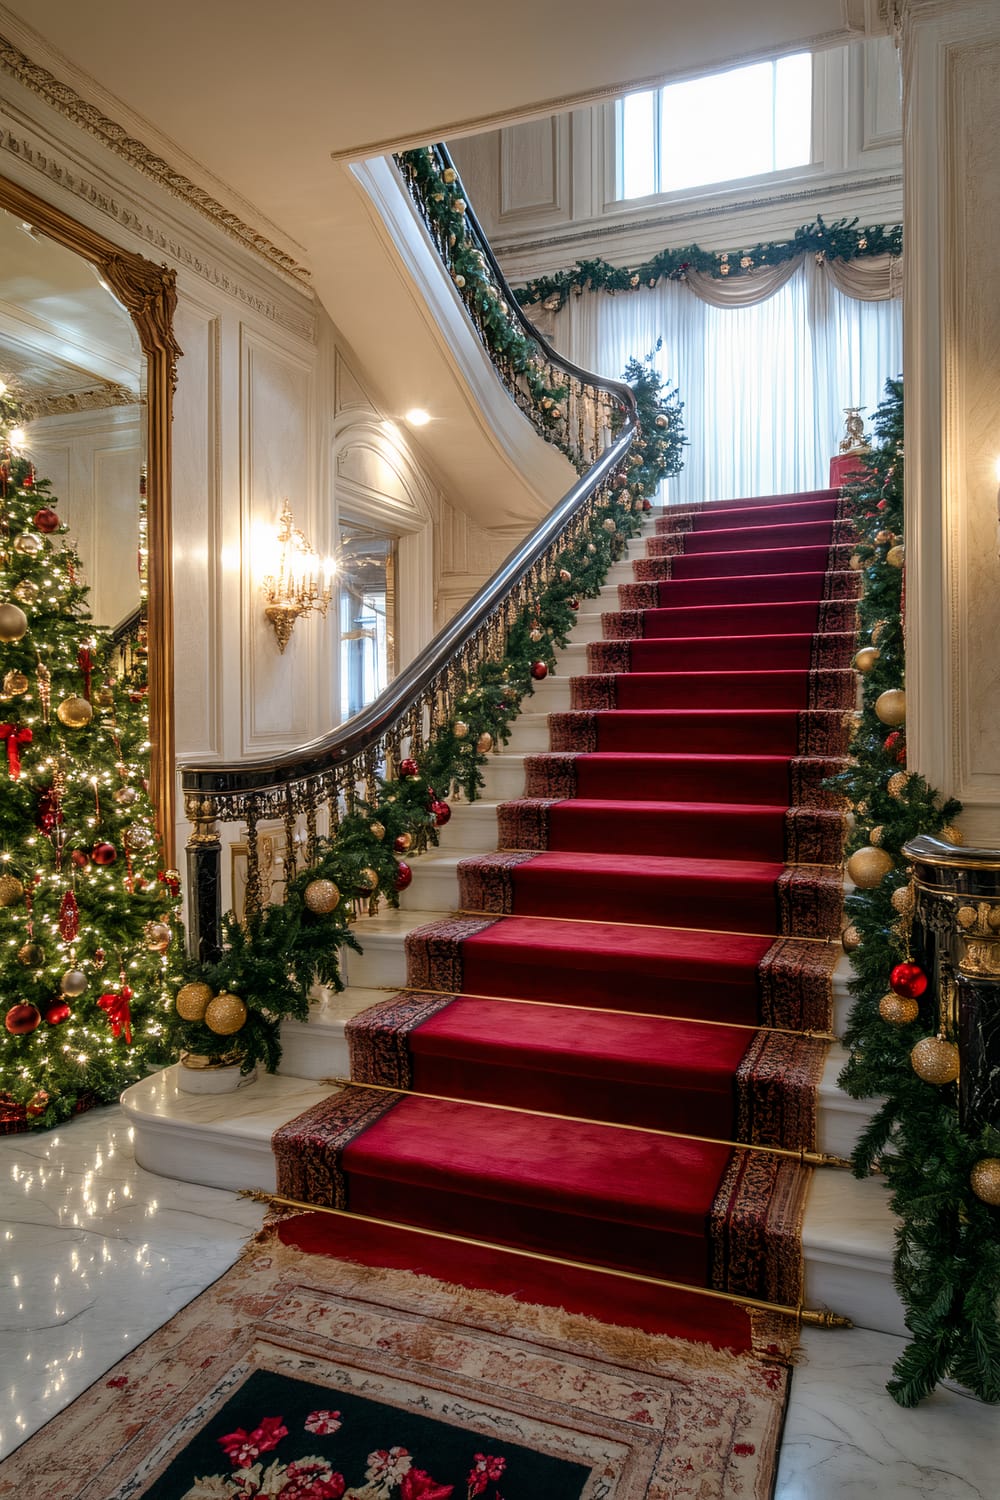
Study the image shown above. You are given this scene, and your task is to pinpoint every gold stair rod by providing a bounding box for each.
[322,1075,853,1170]
[247,1190,852,1330]
[374,983,838,1042]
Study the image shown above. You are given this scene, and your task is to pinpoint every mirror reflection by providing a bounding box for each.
[0,207,144,633]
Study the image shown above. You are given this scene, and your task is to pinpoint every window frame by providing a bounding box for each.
[609,51,825,210]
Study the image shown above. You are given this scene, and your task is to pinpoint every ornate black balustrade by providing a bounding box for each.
[180,146,639,960]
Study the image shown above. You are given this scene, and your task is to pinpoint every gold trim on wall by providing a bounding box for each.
[0,171,179,864]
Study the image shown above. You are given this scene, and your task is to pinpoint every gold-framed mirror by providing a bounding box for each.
[0,172,179,862]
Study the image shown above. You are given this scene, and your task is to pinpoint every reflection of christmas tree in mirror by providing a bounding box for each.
[0,379,180,1130]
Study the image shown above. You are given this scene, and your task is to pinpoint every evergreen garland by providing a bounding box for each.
[831,378,1000,1405]
[167,357,684,1076]
[515,216,902,311]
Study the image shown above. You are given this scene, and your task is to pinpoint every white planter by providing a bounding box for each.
[177,1054,258,1095]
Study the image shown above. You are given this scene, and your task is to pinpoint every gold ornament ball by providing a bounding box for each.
[477,731,493,753]
[0,873,24,907]
[655,414,668,428]
[57,695,93,729]
[875,689,906,727]
[849,553,864,571]
[558,568,572,583]
[17,942,44,968]
[13,580,37,605]
[3,669,28,695]
[887,545,905,568]
[0,602,29,642]
[60,969,87,996]
[854,646,880,673]
[869,824,884,846]
[369,821,386,842]
[847,845,894,888]
[969,1158,1000,1206]
[395,832,412,852]
[940,824,964,845]
[13,532,43,556]
[453,721,469,740]
[880,992,919,1025]
[891,884,915,914]
[359,867,379,892]
[529,627,543,642]
[887,771,910,798]
[602,518,617,533]
[841,923,861,952]
[910,1035,960,1085]
[174,981,214,1022]
[303,878,341,914]
[204,991,248,1036]
[146,921,172,951]
[874,529,893,545]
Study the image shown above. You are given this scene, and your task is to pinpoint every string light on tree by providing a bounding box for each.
[0,383,180,1129]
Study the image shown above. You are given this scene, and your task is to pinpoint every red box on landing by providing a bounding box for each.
[830,452,870,488]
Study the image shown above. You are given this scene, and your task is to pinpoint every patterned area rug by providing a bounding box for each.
[0,1225,790,1500]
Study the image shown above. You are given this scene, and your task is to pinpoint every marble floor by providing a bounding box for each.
[0,1108,995,1496]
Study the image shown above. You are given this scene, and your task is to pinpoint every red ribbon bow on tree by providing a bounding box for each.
[0,724,32,778]
[98,987,133,1045]
[77,646,93,699]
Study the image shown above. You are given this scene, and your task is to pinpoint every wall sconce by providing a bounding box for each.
[261,500,333,654]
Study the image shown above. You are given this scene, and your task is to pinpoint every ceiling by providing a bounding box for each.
[0,1,874,523]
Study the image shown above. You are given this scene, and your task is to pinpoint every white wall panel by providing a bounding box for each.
[240,326,317,751]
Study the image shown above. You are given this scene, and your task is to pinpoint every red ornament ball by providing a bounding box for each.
[5,1002,41,1035]
[530,661,548,680]
[399,758,420,778]
[91,841,117,866]
[70,848,90,868]
[431,799,451,826]
[889,962,928,1000]
[33,507,60,534]
[43,1000,72,1026]
[567,598,579,611]
[394,860,413,892]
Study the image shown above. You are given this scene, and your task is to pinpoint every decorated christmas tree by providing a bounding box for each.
[0,382,180,1130]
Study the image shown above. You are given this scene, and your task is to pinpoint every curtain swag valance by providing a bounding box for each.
[517,219,903,311]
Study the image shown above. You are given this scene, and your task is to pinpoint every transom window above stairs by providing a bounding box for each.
[617,52,813,200]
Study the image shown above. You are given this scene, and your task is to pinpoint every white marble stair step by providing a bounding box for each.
[516,673,574,710]
[476,752,528,801]
[505,712,554,753]
[431,798,504,850]
[278,985,388,1081]
[121,1069,905,1337]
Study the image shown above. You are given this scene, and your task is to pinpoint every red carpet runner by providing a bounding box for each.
[274,488,857,1349]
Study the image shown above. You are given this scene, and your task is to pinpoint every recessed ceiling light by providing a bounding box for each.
[405,408,431,427]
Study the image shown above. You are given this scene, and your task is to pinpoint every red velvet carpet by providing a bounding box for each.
[274,488,856,1351]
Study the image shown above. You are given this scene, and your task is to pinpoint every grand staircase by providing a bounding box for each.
[123,488,903,1339]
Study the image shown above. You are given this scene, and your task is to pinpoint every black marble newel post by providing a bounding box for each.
[904,835,1000,1131]
[184,793,222,964]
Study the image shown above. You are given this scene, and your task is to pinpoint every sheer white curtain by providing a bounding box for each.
[548,257,902,504]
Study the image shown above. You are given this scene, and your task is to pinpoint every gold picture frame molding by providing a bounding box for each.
[0,171,180,864]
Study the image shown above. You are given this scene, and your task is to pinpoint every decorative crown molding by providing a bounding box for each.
[0,30,311,285]
[20,382,141,419]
